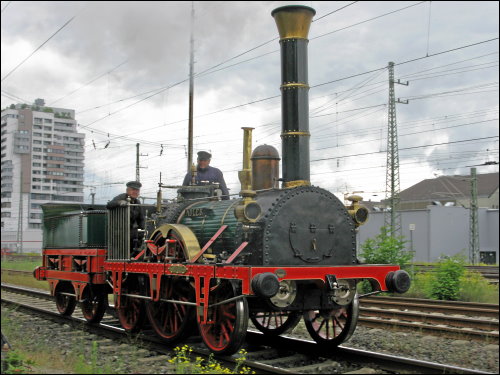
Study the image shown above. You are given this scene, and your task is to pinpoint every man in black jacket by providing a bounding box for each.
[106,181,145,256]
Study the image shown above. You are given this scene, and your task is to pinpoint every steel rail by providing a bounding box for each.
[2,283,496,374]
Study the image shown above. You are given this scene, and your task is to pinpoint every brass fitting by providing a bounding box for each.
[347,195,369,227]
[156,187,162,213]
[190,163,197,185]
[235,127,262,222]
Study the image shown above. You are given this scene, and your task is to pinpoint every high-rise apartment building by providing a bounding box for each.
[1,99,85,253]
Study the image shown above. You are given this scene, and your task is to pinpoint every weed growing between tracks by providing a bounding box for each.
[169,345,255,374]
[2,348,35,374]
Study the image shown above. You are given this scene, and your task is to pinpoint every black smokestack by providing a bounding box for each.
[271,5,315,188]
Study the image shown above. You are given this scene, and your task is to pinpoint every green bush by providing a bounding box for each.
[429,255,465,300]
[358,226,412,294]
[402,271,434,299]
[359,226,412,267]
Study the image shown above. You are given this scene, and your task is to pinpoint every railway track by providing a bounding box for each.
[2,269,498,341]
[359,295,499,341]
[2,283,494,374]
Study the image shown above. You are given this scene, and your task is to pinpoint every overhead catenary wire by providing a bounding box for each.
[1,13,79,82]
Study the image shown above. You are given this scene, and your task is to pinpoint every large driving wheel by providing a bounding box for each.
[81,286,108,323]
[250,310,301,336]
[198,280,248,355]
[303,294,359,348]
[55,282,76,316]
[117,293,146,332]
[146,277,196,343]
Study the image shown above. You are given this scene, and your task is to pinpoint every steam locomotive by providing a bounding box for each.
[34,5,410,355]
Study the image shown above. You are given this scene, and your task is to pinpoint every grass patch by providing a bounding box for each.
[459,271,499,304]
[1,259,41,271]
[2,307,117,374]
[1,259,49,290]
[1,272,50,291]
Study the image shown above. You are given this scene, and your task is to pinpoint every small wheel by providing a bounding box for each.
[198,280,248,355]
[146,277,196,343]
[55,283,76,316]
[81,287,108,323]
[250,310,301,335]
[117,294,146,332]
[303,294,359,347]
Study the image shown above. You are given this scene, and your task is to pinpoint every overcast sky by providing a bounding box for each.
[1,1,498,204]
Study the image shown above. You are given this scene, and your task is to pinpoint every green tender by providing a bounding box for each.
[42,204,107,248]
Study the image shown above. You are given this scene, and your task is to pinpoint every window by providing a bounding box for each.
[33,125,42,129]
[46,148,64,154]
[31,203,41,209]
[44,119,52,124]
[32,162,41,167]
[31,193,51,200]
[33,132,42,137]
[29,223,41,229]
[1,202,11,208]
[33,147,42,152]
[1,212,11,217]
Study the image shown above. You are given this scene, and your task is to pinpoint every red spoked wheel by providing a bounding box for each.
[81,286,108,323]
[198,280,248,355]
[146,277,196,343]
[250,310,301,335]
[303,294,359,348]
[117,292,146,332]
[55,282,76,316]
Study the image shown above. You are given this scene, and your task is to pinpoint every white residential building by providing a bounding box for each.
[1,99,85,253]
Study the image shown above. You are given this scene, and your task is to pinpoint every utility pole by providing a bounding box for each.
[384,61,408,237]
[90,187,96,205]
[187,1,195,173]
[469,167,479,265]
[16,169,23,254]
[135,143,148,181]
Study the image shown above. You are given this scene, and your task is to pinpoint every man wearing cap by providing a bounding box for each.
[106,181,145,255]
[182,151,230,200]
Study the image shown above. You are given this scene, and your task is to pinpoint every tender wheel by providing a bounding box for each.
[198,280,248,355]
[81,287,108,323]
[250,310,301,335]
[146,277,196,343]
[55,282,76,316]
[303,294,359,347]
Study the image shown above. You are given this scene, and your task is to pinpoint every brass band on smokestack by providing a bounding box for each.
[271,5,315,188]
